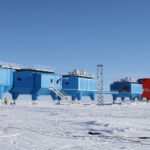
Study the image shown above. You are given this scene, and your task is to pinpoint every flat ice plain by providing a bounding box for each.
[0,99,150,150]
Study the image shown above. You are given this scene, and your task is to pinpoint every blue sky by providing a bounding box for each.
[0,0,150,89]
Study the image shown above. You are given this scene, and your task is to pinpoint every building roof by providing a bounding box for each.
[16,68,55,73]
[63,74,95,79]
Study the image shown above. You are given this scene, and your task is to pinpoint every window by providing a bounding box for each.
[51,79,53,83]
[65,82,69,85]
[17,78,22,81]
[56,80,59,84]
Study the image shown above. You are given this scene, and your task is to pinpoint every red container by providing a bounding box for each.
[138,78,150,100]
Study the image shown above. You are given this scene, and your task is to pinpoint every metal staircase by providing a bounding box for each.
[50,86,67,100]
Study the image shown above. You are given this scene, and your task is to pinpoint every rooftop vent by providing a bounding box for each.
[0,61,22,70]
[69,69,94,78]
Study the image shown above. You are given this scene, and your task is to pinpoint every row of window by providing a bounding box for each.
[17,78,61,84]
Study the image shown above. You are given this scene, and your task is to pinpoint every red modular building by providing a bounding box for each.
[138,78,150,100]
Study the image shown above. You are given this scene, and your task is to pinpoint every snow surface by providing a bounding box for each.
[0,100,150,150]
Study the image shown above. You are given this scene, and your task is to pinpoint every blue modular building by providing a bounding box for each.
[0,67,13,99]
[110,80,143,103]
[10,68,63,101]
[62,70,97,101]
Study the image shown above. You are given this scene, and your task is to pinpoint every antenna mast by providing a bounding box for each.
[97,64,104,105]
